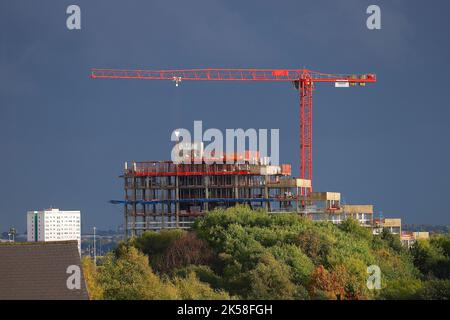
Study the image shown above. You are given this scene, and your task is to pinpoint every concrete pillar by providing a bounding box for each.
[176,175,179,228]
[264,176,269,211]
[204,175,209,212]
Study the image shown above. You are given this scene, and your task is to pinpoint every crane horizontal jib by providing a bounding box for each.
[91,68,376,83]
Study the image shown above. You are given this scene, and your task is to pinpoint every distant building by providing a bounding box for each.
[0,241,88,300]
[372,218,402,235]
[401,231,430,248]
[27,208,81,253]
[307,196,373,227]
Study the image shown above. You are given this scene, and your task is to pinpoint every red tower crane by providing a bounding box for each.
[91,68,376,191]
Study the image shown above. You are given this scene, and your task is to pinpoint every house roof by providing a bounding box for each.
[0,241,89,300]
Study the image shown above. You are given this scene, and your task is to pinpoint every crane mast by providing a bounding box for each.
[91,68,376,191]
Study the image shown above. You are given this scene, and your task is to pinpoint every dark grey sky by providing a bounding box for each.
[1,0,449,232]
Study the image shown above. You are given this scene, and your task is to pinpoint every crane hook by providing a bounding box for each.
[173,76,182,87]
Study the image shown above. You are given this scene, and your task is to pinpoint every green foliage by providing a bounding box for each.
[380,229,404,254]
[94,243,231,300]
[247,252,297,300]
[338,259,370,299]
[378,279,423,300]
[269,244,314,285]
[295,229,331,265]
[97,244,178,300]
[131,229,186,272]
[377,277,450,300]
[417,279,450,300]
[194,207,392,299]
[81,256,103,300]
[374,248,419,287]
[339,218,373,241]
[411,236,450,279]
[163,232,213,273]
[133,229,186,256]
[173,265,224,290]
[85,207,448,300]
[193,206,315,298]
[431,235,450,257]
[171,272,231,300]
[194,207,441,299]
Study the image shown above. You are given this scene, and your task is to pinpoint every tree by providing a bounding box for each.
[308,262,369,300]
[339,218,373,241]
[296,230,329,265]
[81,256,103,300]
[247,252,297,300]
[98,244,178,300]
[335,260,368,300]
[417,279,450,300]
[430,235,450,257]
[171,272,231,300]
[308,265,344,300]
[411,238,450,279]
[131,229,186,272]
[132,229,186,257]
[379,279,423,300]
[164,232,213,272]
[270,244,314,286]
[380,228,403,253]
[173,265,224,290]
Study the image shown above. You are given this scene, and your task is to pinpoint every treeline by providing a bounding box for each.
[403,224,449,234]
[82,206,450,300]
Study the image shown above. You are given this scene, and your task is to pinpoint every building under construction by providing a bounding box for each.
[113,145,374,238]
[93,68,378,238]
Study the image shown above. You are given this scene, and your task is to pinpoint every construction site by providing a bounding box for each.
[113,148,376,237]
[91,68,399,238]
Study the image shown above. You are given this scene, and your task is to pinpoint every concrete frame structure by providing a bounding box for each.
[114,152,376,238]
[117,159,310,237]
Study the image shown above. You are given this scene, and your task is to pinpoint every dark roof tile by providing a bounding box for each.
[0,241,89,300]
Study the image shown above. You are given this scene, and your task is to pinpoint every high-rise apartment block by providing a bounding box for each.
[27,208,81,253]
